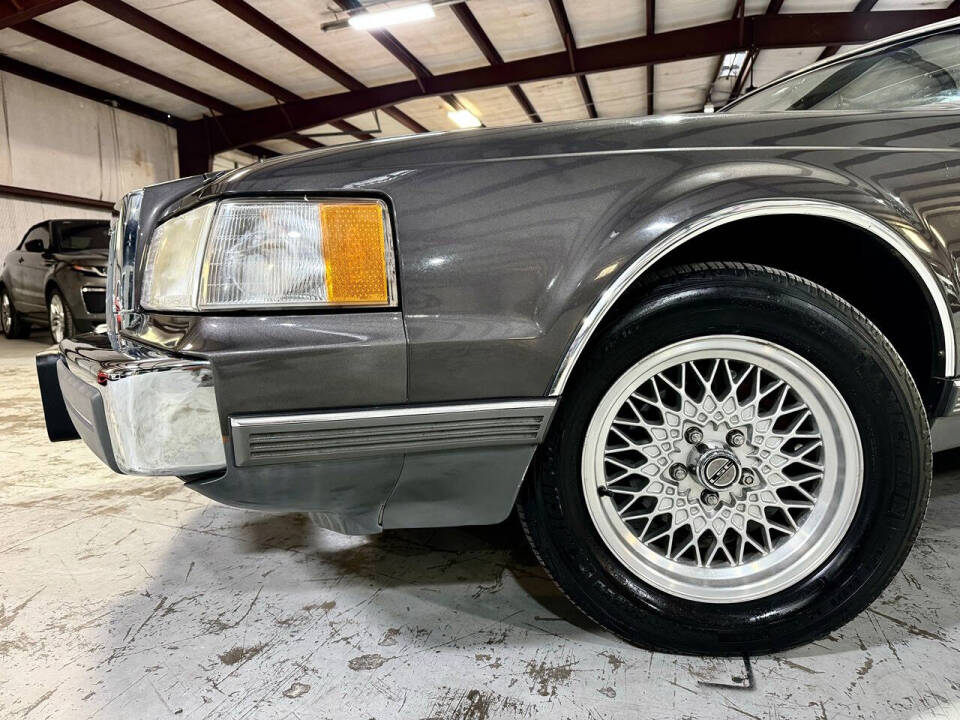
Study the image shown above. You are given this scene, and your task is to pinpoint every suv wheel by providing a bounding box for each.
[0,288,30,339]
[48,290,74,343]
[519,263,930,655]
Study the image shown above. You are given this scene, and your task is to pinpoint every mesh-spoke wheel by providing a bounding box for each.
[582,335,862,602]
[519,264,929,654]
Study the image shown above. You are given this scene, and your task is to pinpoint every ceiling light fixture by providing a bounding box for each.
[448,109,482,128]
[347,3,435,30]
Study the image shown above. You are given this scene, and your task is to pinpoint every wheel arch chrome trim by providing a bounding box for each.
[548,198,956,396]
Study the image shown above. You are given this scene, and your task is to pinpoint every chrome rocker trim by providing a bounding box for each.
[549,199,957,396]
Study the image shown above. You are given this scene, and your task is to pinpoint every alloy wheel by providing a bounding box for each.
[49,294,65,343]
[582,334,862,603]
[1,292,10,335]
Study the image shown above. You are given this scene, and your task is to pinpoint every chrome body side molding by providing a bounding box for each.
[231,399,557,467]
[548,199,956,396]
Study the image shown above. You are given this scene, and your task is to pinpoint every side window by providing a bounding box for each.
[730,30,960,112]
[22,225,50,253]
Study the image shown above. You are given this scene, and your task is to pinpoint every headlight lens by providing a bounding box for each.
[141,203,215,311]
[141,198,396,312]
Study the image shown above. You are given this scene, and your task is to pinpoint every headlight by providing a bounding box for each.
[141,198,396,312]
[71,264,107,277]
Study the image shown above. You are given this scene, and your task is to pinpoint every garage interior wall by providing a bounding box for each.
[0,70,179,256]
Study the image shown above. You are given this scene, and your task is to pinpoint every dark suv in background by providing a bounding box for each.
[0,219,110,342]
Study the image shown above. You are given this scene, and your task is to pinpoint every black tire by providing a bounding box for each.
[47,289,74,343]
[519,262,930,655]
[0,287,30,339]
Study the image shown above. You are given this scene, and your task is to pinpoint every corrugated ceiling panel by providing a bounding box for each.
[458,86,531,127]
[366,110,417,138]
[655,57,715,114]
[465,0,563,60]
[751,47,825,88]
[123,0,345,99]
[780,0,866,10]
[378,4,488,74]
[299,124,357,146]
[873,0,951,8]
[37,3,272,109]
[587,68,646,118]
[301,111,415,146]
[521,76,590,121]
[244,0,415,87]
[565,0,644,46]
[0,28,205,118]
[657,0,740,32]
[394,96,462,131]
[260,138,303,154]
[213,149,258,171]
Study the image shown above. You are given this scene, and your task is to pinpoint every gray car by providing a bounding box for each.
[1,219,109,342]
[36,18,960,655]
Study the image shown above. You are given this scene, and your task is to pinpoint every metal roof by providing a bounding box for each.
[0,0,956,161]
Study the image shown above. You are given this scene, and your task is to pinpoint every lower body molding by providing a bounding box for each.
[192,399,558,535]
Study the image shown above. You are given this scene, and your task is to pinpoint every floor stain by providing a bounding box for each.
[282,682,310,699]
[348,653,388,671]
[218,643,265,666]
[524,658,578,697]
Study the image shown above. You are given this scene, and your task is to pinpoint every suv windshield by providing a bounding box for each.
[56,221,110,251]
[727,28,960,113]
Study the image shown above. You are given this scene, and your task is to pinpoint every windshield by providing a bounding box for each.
[56,221,110,251]
[727,29,960,113]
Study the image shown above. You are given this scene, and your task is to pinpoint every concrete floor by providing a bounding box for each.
[1,333,959,720]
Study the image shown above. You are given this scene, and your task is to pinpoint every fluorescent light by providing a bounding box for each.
[348,3,435,30]
[448,109,482,128]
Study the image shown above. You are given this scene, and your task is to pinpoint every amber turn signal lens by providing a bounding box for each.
[320,203,389,304]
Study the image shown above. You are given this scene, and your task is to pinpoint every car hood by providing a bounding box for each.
[185,109,947,201]
[52,250,108,264]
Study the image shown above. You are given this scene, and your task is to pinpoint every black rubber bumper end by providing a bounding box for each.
[36,350,79,442]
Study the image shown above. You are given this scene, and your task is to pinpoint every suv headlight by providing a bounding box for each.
[141,198,397,312]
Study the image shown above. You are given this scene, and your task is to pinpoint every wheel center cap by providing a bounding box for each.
[696,447,741,490]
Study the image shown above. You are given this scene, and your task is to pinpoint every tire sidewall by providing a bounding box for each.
[524,267,930,654]
[0,289,10,338]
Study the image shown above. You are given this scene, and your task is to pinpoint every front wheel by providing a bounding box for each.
[519,263,930,655]
[48,290,74,343]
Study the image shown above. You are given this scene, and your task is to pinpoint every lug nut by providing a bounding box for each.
[669,463,688,481]
[701,490,720,507]
[741,470,755,487]
[726,429,746,447]
[685,426,704,444]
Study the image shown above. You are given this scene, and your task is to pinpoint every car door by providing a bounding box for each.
[16,223,52,312]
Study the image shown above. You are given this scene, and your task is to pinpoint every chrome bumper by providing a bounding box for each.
[37,334,225,476]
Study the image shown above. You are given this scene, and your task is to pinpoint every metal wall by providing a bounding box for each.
[0,71,178,256]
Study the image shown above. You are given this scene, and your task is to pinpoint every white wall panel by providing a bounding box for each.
[0,71,177,255]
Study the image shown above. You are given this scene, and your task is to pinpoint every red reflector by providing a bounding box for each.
[97,371,108,386]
